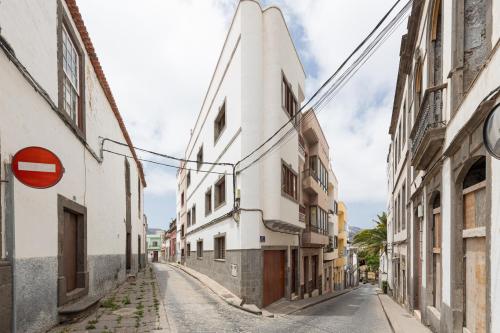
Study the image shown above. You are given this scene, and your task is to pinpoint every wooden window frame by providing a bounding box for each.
[187,243,191,257]
[214,100,226,144]
[196,240,203,259]
[214,176,226,210]
[191,205,196,226]
[205,187,212,216]
[281,72,298,121]
[281,161,298,201]
[57,5,86,138]
[214,234,226,261]
[197,146,203,171]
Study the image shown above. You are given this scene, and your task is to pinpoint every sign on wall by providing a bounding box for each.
[11,147,64,189]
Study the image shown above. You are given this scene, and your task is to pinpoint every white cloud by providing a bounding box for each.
[273,0,407,203]
[77,0,407,223]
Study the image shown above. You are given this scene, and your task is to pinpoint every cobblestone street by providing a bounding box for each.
[155,263,393,333]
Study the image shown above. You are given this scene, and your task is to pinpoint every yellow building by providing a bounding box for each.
[333,202,348,290]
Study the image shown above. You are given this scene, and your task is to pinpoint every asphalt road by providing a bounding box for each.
[154,263,392,333]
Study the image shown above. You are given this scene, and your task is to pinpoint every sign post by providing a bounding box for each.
[11,147,64,188]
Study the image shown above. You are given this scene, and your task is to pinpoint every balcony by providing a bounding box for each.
[324,250,338,261]
[302,169,323,195]
[302,225,329,247]
[298,135,306,158]
[410,84,447,170]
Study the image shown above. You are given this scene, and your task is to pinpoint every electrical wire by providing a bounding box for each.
[237,0,412,173]
[234,0,406,169]
[103,149,230,175]
[102,138,234,167]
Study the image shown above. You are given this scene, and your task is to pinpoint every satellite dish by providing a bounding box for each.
[484,103,500,160]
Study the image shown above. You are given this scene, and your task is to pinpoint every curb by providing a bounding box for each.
[168,263,263,316]
[377,293,396,333]
[286,285,361,315]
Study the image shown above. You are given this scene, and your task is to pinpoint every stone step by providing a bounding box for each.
[58,295,102,324]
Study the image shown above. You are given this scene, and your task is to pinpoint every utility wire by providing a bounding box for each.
[234,0,405,168]
[102,138,234,167]
[103,149,230,175]
[238,0,411,173]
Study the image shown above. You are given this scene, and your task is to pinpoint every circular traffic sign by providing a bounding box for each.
[11,147,64,189]
[484,103,500,160]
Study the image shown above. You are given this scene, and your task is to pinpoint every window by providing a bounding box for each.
[191,205,196,225]
[282,74,298,119]
[309,156,328,192]
[61,24,83,129]
[196,240,203,258]
[197,147,203,171]
[152,241,158,247]
[214,235,226,260]
[138,178,141,218]
[187,171,191,187]
[402,183,406,230]
[187,243,191,257]
[181,192,185,207]
[214,176,226,208]
[187,209,191,227]
[181,225,185,237]
[214,101,226,143]
[309,206,328,235]
[205,188,212,215]
[281,162,298,200]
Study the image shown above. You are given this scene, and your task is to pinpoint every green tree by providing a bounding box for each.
[353,212,387,270]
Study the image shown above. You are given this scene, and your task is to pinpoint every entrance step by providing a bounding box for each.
[58,295,102,323]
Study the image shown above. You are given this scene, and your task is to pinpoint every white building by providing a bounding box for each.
[387,0,500,332]
[0,1,146,332]
[176,0,341,308]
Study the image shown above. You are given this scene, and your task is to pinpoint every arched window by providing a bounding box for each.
[463,157,486,190]
[414,60,423,112]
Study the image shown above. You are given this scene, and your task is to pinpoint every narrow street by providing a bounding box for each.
[154,263,392,333]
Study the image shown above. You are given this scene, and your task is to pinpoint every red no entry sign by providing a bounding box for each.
[11,147,64,189]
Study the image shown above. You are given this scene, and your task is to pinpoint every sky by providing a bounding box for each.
[76,0,407,230]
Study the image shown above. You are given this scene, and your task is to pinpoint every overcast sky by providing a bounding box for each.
[76,0,407,230]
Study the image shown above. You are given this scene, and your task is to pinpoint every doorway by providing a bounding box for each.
[312,255,318,290]
[63,210,78,292]
[291,249,297,294]
[263,250,285,307]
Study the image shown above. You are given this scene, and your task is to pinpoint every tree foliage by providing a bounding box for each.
[353,212,387,269]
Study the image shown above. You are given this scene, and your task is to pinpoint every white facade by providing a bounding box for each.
[176,1,342,308]
[0,1,146,332]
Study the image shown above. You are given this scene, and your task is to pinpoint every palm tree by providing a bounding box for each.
[353,212,387,257]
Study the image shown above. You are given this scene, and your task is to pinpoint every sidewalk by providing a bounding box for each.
[168,262,263,316]
[169,262,358,317]
[49,266,169,333]
[378,294,431,333]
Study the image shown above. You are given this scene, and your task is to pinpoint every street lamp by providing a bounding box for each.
[484,103,500,160]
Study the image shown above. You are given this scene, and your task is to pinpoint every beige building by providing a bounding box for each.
[387,0,500,332]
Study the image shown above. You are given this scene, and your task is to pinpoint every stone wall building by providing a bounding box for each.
[0,0,147,331]
[387,0,500,332]
[176,0,343,308]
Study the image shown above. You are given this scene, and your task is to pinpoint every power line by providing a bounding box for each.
[238,0,412,173]
[234,0,406,169]
[103,149,230,175]
[102,138,234,167]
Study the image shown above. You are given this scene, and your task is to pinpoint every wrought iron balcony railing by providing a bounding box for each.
[410,84,447,155]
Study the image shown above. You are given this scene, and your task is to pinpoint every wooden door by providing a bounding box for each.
[304,256,309,293]
[263,250,285,307]
[291,249,297,294]
[126,232,131,269]
[463,186,486,333]
[63,211,78,292]
[433,209,442,311]
[312,255,318,290]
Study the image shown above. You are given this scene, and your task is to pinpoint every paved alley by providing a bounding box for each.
[155,263,393,333]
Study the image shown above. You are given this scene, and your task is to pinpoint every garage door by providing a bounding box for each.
[263,250,285,307]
